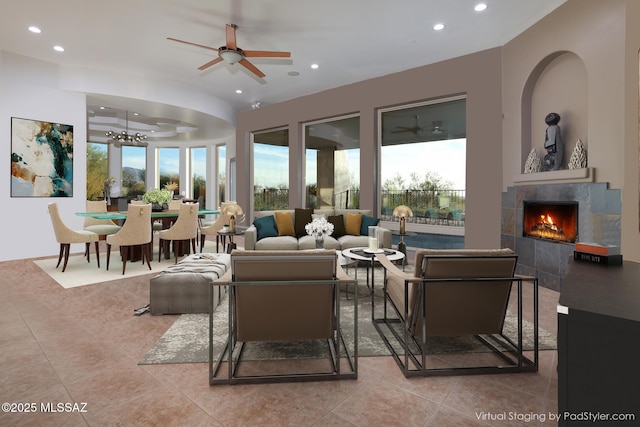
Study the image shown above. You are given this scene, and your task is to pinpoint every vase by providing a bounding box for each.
[152,203,167,212]
[315,238,324,249]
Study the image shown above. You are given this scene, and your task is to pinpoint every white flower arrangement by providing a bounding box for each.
[305,217,334,240]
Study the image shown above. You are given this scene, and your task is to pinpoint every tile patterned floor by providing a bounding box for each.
[0,242,560,426]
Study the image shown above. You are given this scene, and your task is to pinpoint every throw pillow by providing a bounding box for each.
[275,211,295,236]
[294,208,313,238]
[345,213,363,236]
[360,214,380,235]
[328,215,346,238]
[253,215,278,240]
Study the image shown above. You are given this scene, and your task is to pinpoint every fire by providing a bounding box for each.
[540,214,558,231]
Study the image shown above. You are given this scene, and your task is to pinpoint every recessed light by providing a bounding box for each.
[235,89,242,94]
[99,106,106,110]
[287,71,300,76]
[474,3,488,12]
[53,45,64,52]
[310,64,319,69]
[433,23,445,31]
[28,26,41,34]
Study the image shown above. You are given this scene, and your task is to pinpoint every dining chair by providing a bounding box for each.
[83,200,121,239]
[199,213,231,252]
[132,199,162,232]
[106,203,152,274]
[158,202,199,263]
[47,202,100,272]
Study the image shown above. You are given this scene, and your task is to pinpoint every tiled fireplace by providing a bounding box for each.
[501,182,621,291]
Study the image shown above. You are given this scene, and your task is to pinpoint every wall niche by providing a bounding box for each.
[521,51,588,173]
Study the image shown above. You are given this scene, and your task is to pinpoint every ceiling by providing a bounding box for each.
[0,0,565,143]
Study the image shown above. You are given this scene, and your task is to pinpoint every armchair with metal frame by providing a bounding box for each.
[210,249,358,385]
[373,249,538,377]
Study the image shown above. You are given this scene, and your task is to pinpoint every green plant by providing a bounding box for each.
[142,188,172,205]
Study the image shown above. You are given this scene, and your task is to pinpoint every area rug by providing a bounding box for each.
[139,285,556,365]
[33,250,209,289]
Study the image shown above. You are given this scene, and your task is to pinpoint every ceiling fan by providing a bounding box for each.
[167,23,291,78]
[392,116,446,137]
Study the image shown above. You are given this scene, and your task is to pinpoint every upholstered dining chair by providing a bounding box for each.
[47,202,100,272]
[83,200,121,239]
[106,203,152,274]
[132,199,162,232]
[168,199,183,210]
[158,202,199,263]
[199,213,231,252]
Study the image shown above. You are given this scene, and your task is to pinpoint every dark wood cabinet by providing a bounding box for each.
[557,259,640,425]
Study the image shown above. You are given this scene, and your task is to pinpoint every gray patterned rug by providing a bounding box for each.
[139,282,556,365]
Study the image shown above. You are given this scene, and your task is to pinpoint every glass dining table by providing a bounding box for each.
[75,208,220,221]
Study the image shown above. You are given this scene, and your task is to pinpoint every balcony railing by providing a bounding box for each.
[381,189,465,226]
[254,187,465,226]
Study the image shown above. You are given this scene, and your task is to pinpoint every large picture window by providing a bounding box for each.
[158,147,180,193]
[380,96,466,226]
[253,128,289,210]
[121,145,146,198]
[304,115,360,209]
[217,145,226,205]
[86,142,109,200]
[190,147,206,203]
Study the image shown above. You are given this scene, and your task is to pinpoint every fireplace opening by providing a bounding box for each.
[523,201,578,243]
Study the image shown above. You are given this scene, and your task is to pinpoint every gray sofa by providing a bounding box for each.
[244,208,391,250]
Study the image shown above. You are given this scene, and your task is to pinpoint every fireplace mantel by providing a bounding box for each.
[513,168,593,186]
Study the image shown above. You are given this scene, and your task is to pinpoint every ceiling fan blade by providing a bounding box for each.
[198,56,224,70]
[167,37,220,53]
[226,24,238,50]
[239,58,265,78]
[243,50,291,58]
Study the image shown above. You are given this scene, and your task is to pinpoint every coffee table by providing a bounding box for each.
[341,247,404,294]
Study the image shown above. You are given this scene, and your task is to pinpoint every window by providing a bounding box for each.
[253,128,289,210]
[380,96,466,224]
[86,142,109,201]
[121,145,146,198]
[217,145,226,204]
[190,147,206,203]
[304,116,360,209]
[158,147,180,193]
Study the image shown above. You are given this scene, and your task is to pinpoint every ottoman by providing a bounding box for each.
[150,253,230,315]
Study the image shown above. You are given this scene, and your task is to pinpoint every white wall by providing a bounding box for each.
[1,52,88,261]
[1,51,237,262]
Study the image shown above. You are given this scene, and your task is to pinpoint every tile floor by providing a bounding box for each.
[0,242,560,426]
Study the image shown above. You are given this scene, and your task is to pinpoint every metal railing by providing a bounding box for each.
[381,189,465,225]
[254,187,465,226]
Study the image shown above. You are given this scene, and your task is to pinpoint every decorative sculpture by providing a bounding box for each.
[524,148,542,173]
[543,113,564,171]
[568,138,587,169]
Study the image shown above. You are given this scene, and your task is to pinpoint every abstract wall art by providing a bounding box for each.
[11,117,74,197]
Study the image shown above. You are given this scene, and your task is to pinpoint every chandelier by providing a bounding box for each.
[105,110,148,147]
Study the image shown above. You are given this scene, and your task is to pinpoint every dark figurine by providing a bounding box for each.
[543,112,563,171]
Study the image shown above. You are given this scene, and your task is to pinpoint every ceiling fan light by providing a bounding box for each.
[220,50,243,64]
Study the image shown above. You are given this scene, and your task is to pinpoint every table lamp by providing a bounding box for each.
[222,202,244,232]
[392,205,413,234]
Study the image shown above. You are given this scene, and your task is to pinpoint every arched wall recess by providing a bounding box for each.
[521,51,588,172]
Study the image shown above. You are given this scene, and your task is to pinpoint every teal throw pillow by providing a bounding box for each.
[360,215,380,235]
[294,208,313,238]
[254,215,278,240]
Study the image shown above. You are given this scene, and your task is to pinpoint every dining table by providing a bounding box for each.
[76,208,220,260]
